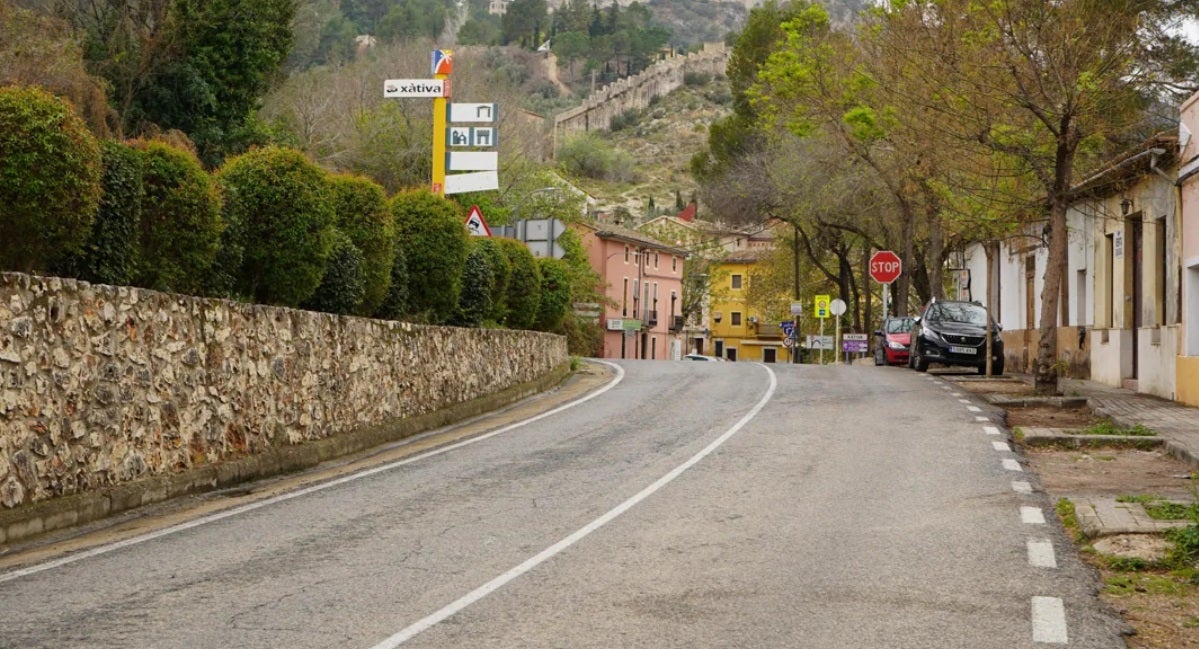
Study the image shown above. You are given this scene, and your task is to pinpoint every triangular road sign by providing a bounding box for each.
[464,204,492,237]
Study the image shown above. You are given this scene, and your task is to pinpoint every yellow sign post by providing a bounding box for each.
[431,49,452,196]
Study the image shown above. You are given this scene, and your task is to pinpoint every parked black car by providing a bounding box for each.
[909,299,1004,375]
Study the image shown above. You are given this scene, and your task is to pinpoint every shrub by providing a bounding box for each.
[328,174,394,316]
[374,244,409,320]
[534,257,572,331]
[388,190,469,323]
[497,237,541,330]
[471,237,511,323]
[0,85,101,272]
[451,245,495,327]
[130,139,222,293]
[218,146,336,306]
[302,229,365,315]
[53,140,142,285]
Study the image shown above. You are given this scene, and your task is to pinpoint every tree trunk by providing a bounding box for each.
[1033,135,1077,394]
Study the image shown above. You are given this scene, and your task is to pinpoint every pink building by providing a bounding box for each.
[575,222,687,360]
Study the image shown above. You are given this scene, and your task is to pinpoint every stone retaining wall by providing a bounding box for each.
[0,272,568,521]
[554,42,729,138]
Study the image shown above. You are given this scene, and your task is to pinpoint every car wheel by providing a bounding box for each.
[914,346,929,372]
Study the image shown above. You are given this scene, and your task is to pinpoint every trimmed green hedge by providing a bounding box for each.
[54,140,143,285]
[388,190,468,323]
[496,237,541,330]
[130,139,223,293]
[0,85,101,272]
[302,229,365,315]
[218,146,336,306]
[534,257,572,332]
[328,173,394,316]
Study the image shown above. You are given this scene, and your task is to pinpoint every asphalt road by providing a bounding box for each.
[0,361,1128,648]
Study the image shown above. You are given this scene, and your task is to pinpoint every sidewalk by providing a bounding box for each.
[1055,375,1199,469]
[1017,374,1199,538]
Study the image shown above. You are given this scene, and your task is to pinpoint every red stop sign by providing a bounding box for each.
[869,250,902,284]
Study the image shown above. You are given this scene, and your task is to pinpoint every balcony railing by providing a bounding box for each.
[669,315,684,332]
[645,310,658,327]
[755,323,784,339]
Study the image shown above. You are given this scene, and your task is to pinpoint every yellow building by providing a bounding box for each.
[707,249,792,363]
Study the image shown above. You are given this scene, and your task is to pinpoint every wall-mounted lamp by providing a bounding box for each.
[1120,197,1132,216]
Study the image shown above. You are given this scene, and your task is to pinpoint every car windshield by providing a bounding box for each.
[928,302,988,326]
[885,318,914,333]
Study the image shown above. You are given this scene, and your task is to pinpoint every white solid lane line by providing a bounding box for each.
[366,365,779,649]
[0,362,628,585]
[1032,596,1069,644]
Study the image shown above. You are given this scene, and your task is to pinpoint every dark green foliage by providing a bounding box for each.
[130,139,223,293]
[374,243,409,320]
[388,190,469,323]
[217,146,336,306]
[302,229,366,315]
[328,174,395,316]
[0,85,101,272]
[377,0,448,41]
[54,140,143,285]
[451,246,495,327]
[1166,525,1199,568]
[471,238,512,323]
[534,257,571,331]
[497,237,541,330]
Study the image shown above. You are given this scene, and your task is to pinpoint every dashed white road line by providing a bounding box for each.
[1031,596,1069,644]
[1003,458,1024,472]
[992,441,1011,452]
[983,425,1001,436]
[1028,539,1058,568]
[958,398,972,404]
[1021,506,1047,525]
[975,416,990,422]
[966,405,982,412]
[1012,481,1033,494]
[950,392,962,396]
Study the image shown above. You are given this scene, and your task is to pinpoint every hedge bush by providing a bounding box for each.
[218,146,336,306]
[53,140,143,285]
[451,244,495,327]
[496,237,541,330]
[471,237,511,324]
[388,190,468,323]
[374,243,409,320]
[0,85,101,272]
[130,139,223,293]
[328,173,394,316]
[302,229,365,315]
[534,257,572,332]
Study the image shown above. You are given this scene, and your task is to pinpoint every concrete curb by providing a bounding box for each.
[1019,427,1163,450]
[0,361,573,546]
[1072,498,1192,539]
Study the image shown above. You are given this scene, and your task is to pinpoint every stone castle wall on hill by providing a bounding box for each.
[554,42,729,139]
[0,273,567,510]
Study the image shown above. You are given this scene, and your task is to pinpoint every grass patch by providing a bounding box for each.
[1117,494,1161,505]
[1012,427,1025,442]
[1106,573,1193,597]
[1079,419,1157,437]
[1056,498,1086,543]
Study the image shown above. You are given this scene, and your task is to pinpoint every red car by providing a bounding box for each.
[873,316,914,366]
